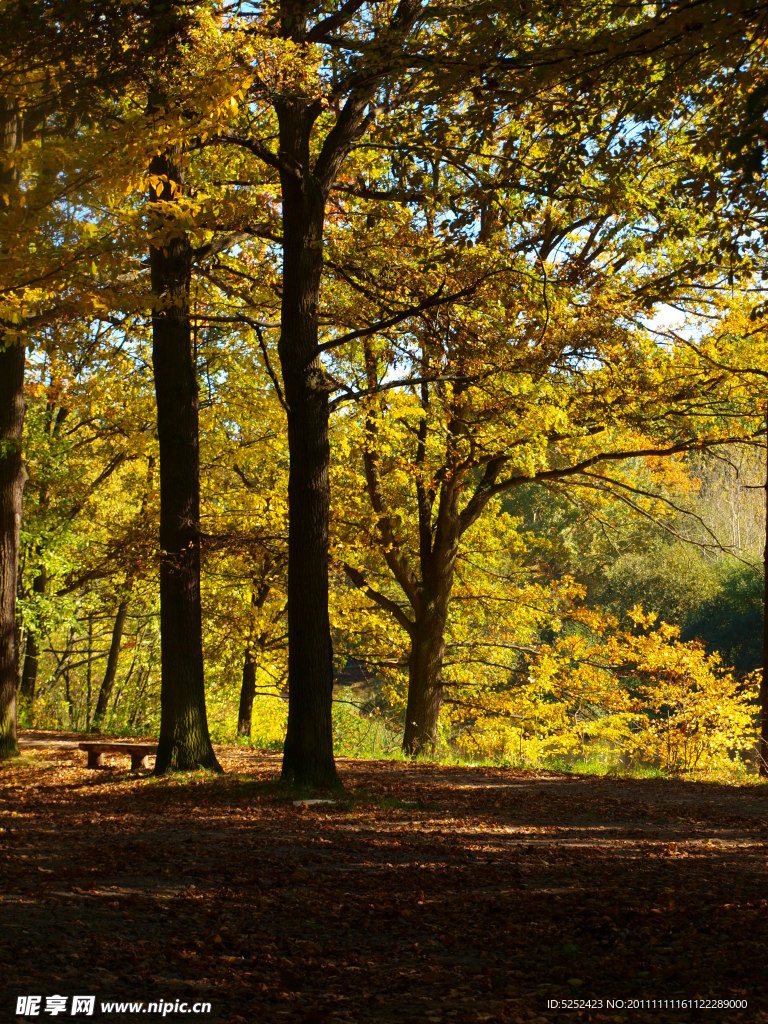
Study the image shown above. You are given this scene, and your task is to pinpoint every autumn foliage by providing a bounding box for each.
[0,1,767,781]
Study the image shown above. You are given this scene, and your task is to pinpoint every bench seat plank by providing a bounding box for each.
[78,742,156,771]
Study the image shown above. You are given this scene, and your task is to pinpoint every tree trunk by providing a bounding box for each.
[0,341,24,760]
[85,613,93,728]
[237,648,256,739]
[267,0,421,788]
[92,596,130,731]
[19,630,38,709]
[0,98,23,760]
[148,4,219,773]
[18,561,46,714]
[760,404,768,776]
[63,627,75,728]
[403,608,447,756]
[150,157,219,773]
[402,463,462,756]
[277,107,338,788]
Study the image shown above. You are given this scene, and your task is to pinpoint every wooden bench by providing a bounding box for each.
[78,742,156,771]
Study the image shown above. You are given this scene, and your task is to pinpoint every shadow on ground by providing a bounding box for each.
[2,739,767,1023]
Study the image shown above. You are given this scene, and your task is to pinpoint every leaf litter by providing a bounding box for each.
[1,736,767,1022]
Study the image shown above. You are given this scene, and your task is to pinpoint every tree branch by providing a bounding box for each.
[341,562,414,637]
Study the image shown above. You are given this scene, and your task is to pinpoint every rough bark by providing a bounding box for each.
[150,159,219,773]
[402,372,451,756]
[403,608,447,756]
[760,407,768,777]
[276,101,338,788]
[0,98,23,760]
[270,0,421,786]
[410,492,457,755]
[19,629,38,709]
[0,342,24,760]
[149,1,219,774]
[237,648,257,739]
[399,360,470,754]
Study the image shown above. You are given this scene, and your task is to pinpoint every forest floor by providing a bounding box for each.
[2,733,767,1024]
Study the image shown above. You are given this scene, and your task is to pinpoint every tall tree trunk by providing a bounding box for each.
[270,0,421,786]
[760,404,768,777]
[399,363,470,756]
[403,606,448,756]
[149,0,219,773]
[92,596,130,731]
[359,342,462,758]
[237,648,257,739]
[0,341,24,760]
[18,560,46,714]
[0,98,23,760]
[150,157,219,773]
[277,106,337,788]
[19,629,38,709]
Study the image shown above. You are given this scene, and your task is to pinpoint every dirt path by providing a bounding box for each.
[2,738,767,1023]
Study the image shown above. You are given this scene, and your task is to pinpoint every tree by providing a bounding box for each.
[148,182,214,763]
[11,324,158,731]
[653,299,768,770]
[5,0,767,772]
[331,119,765,753]
[145,0,221,772]
[0,95,24,758]
[209,0,450,783]
[202,0,768,779]
[0,0,169,755]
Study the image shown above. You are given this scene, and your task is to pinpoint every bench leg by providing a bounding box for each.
[131,753,151,771]
[87,751,104,768]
